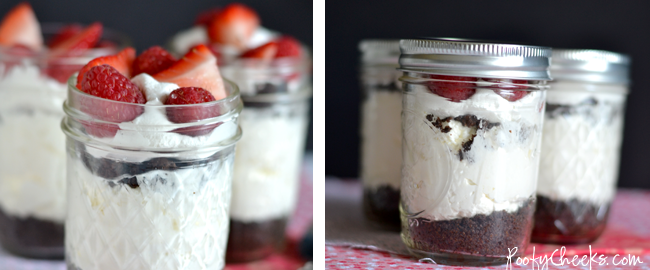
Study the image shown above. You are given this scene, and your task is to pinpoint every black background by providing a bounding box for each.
[0,0,313,150]
[326,0,650,189]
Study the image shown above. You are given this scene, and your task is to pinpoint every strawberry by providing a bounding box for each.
[48,24,82,48]
[76,47,136,89]
[275,35,302,58]
[194,7,221,26]
[240,41,277,60]
[132,46,177,76]
[428,75,477,102]
[165,87,221,136]
[207,3,259,49]
[0,3,43,51]
[49,22,102,59]
[486,79,529,102]
[79,64,146,137]
[153,44,226,100]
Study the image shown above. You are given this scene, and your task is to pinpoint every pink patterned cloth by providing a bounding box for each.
[326,178,650,269]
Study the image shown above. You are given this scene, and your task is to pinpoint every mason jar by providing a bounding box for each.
[0,24,128,259]
[61,75,242,270]
[220,54,311,262]
[398,38,551,266]
[533,50,630,244]
[358,40,403,230]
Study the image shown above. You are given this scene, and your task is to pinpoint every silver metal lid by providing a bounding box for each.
[359,39,400,65]
[551,49,630,85]
[399,38,552,80]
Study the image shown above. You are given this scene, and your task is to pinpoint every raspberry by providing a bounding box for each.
[486,79,529,101]
[132,46,177,76]
[428,75,477,102]
[164,87,220,136]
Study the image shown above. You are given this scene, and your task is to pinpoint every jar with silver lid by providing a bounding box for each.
[398,38,551,266]
[533,50,630,244]
[358,39,403,229]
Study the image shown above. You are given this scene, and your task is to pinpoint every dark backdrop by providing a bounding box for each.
[326,0,650,189]
[0,0,313,150]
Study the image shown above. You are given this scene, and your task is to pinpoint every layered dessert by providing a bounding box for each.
[358,40,402,229]
[533,81,626,243]
[170,4,312,262]
[62,44,241,270]
[0,3,121,258]
[400,75,545,264]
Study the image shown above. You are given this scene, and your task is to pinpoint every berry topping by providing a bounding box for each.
[132,46,177,76]
[207,3,259,49]
[76,47,136,89]
[153,44,226,100]
[0,3,42,51]
[428,75,477,102]
[48,24,82,48]
[79,64,146,137]
[194,7,221,26]
[49,22,102,58]
[165,87,220,136]
[240,41,277,60]
[486,79,529,102]
[275,35,302,58]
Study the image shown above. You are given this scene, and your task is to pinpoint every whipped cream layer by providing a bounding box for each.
[170,26,278,58]
[538,81,626,205]
[66,151,234,270]
[0,63,67,223]
[401,84,544,221]
[230,103,308,222]
[361,90,402,190]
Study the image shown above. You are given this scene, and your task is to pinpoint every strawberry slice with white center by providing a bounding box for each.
[153,44,227,100]
[207,3,259,49]
[240,41,278,60]
[48,24,82,48]
[76,47,136,89]
[0,3,43,51]
[49,22,102,59]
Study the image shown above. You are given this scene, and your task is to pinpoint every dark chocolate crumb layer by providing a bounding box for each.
[403,198,534,259]
[226,217,288,263]
[0,208,63,259]
[363,185,401,230]
[425,114,500,161]
[532,195,609,244]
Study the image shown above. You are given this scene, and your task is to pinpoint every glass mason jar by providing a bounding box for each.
[220,53,312,262]
[358,40,403,230]
[533,50,630,244]
[61,75,242,269]
[398,39,551,266]
[0,24,128,259]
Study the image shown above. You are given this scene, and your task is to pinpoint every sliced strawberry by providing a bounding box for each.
[76,47,136,89]
[486,79,529,102]
[240,41,277,60]
[194,7,221,26]
[153,44,226,100]
[49,22,102,59]
[275,36,302,58]
[48,24,82,48]
[428,75,477,102]
[0,3,42,51]
[132,46,177,76]
[207,3,259,49]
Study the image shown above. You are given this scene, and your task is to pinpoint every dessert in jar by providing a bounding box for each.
[61,44,242,269]
[398,38,551,266]
[0,3,126,259]
[533,50,630,244]
[171,3,312,262]
[358,39,403,229]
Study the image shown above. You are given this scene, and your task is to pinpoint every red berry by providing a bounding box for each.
[164,87,220,136]
[49,22,102,58]
[275,35,302,58]
[207,3,259,49]
[0,3,42,51]
[194,7,221,26]
[79,64,146,137]
[76,47,135,89]
[486,79,529,102]
[132,46,177,76]
[48,24,82,48]
[428,75,477,102]
[240,41,278,60]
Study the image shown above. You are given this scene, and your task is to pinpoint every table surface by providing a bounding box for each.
[326,178,650,270]
[0,155,313,270]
